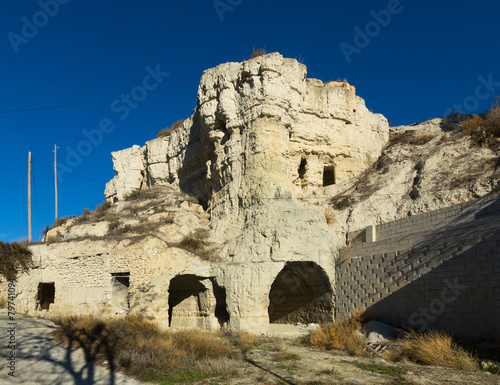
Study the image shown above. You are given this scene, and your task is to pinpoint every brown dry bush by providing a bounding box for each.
[330,195,352,210]
[52,315,237,383]
[459,101,500,147]
[389,131,434,146]
[407,133,434,145]
[177,229,215,260]
[310,309,367,356]
[324,209,336,225]
[0,241,33,280]
[251,48,266,58]
[384,330,477,370]
[157,128,171,138]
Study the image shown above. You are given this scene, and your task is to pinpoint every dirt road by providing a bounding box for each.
[0,310,143,385]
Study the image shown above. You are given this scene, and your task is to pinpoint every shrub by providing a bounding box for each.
[407,133,434,145]
[157,128,171,138]
[170,119,184,131]
[310,309,367,356]
[157,119,183,138]
[124,189,141,201]
[459,100,500,147]
[177,229,214,259]
[251,48,266,58]
[93,201,112,219]
[51,315,237,383]
[331,195,352,210]
[0,241,33,280]
[384,330,477,370]
[53,216,69,228]
[324,209,336,225]
[222,331,259,355]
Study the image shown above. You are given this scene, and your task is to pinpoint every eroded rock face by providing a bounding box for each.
[100,53,389,331]
[16,53,391,332]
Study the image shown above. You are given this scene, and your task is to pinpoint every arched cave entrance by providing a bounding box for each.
[268,262,333,324]
[168,275,229,329]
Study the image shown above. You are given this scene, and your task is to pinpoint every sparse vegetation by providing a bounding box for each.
[124,189,142,201]
[0,241,33,280]
[389,131,434,146]
[310,309,367,356]
[330,195,352,210]
[272,349,301,362]
[251,48,266,58]
[384,330,477,370]
[157,119,184,138]
[342,360,405,375]
[222,331,260,355]
[407,133,434,145]
[459,99,500,147]
[177,228,215,260]
[157,128,171,138]
[51,314,239,383]
[53,215,75,228]
[324,209,336,225]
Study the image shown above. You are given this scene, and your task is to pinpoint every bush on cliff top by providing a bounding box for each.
[460,98,500,147]
[0,241,33,280]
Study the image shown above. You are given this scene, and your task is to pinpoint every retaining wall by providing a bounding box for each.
[336,193,500,338]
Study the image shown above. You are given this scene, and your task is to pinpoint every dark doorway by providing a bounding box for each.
[36,282,55,310]
[111,272,130,311]
[269,262,333,324]
[323,166,336,186]
[168,275,230,328]
[298,158,307,180]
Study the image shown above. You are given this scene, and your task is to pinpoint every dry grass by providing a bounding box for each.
[52,314,238,383]
[459,101,500,147]
[389,131,434,146]
[330,195,352,210]
[324,209,336,225]
[234,331,260,353]
[407,133,434,145]
[251,48,266,58]
[157,119,184,138]
[177,228,215,260]
[309,309,367,356]
[384,330,477,370]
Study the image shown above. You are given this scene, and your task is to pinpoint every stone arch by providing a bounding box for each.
[268,262,333,324]
[168,274,229,329]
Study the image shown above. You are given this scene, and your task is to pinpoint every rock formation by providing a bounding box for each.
[4,53,498,334]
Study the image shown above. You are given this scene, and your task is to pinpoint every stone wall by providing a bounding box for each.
[336,193,500,338]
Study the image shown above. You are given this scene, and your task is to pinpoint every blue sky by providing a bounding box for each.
[1,0,499,242]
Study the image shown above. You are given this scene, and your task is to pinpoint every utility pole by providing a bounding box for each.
[54,145,58,221]
[28,152,32,244]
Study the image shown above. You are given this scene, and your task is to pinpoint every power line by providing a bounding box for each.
[0,82,197,115]
[57,0,120,145]
[32,157,107,184]
[64,0,140,140]
[125,0,188,89]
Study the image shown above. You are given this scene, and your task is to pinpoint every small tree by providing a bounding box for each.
[0,241,33,280]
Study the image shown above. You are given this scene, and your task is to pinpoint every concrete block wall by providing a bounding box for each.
[336,193,500,338]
